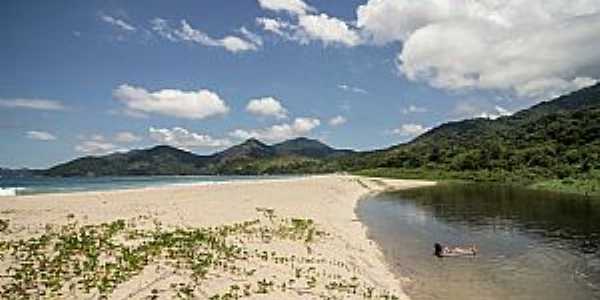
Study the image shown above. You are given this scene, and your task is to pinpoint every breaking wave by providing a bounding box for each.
[0,187,25,197]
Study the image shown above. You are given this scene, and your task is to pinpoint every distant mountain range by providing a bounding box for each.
[40,137,354,177]
[3,83,599,179]
[0,168,35,178]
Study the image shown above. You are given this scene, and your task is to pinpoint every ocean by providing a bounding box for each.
[0,175,297,197]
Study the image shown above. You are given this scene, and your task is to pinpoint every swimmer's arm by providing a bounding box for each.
[445,247,477,256]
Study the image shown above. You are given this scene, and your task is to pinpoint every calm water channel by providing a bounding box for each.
[357,183,600,300]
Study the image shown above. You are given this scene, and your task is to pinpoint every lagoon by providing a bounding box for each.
[357,183,600,300]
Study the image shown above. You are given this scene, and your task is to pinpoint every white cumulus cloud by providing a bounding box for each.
[390,123,430,137]
[246,97,288,119]
[257,0,314,15]
[151,18,261,53]
[0,98,67,111]
[113,84,229,120]
[256,18,290,36]
[149,127,232,149]
[26,131,57,141]
[297,14,362,47]
[356,0,600,99]
[328,116,347,126]
[256,2,362,47]
[229,117,320,143]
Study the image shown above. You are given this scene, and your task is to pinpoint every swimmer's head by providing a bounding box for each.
[434,243,443,257]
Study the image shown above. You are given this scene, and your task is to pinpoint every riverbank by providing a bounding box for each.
[0,175,434,299]
[354,168,600,197]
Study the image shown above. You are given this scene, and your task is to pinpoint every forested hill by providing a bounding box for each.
[345,83,600,182]
[31,83,600,183]
[41,138,353,177]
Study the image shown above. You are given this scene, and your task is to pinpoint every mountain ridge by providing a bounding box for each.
[42,137,354,177]
[345,82,600,181]
[12,83,600,180]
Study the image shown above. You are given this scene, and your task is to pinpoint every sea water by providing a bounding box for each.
[0,175,297,196]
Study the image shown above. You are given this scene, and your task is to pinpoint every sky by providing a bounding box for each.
[2,0,600,168]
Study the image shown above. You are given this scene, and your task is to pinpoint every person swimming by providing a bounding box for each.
[434,243,477,257]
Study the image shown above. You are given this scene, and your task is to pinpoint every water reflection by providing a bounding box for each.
[357,183,600,300]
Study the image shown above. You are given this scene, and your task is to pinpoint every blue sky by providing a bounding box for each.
[2,0,599,168]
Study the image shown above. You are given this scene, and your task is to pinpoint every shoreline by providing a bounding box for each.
[0,175,435,299]
[354,168,600,198]
[0,174,308,198]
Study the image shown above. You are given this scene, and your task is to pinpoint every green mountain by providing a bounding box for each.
[42,138,353,177]
[346,83,600,184]
[273,137,354,158]
[39,83,600,192]
[43,145,208,177]
[213,138,276,163]
[0,168,36,178]
[206,137,353,175]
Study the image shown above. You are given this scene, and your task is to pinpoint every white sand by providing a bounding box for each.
[0,175,434,299]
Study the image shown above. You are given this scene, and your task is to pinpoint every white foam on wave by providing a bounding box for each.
[0,187,26,197]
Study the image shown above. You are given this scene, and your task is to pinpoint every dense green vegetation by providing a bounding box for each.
[28,83,600,195]
[354,168,600,196]
[341,84,600,195]
[531,172,600,196]
[42,138,351,176]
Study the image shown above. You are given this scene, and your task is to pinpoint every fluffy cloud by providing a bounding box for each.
[356,0,444,44]
[246,97,288,119]
[255,0,600,95]
[256,18,289,36]
[256,3,362,47]
[356,0,600,98]
[113,84,229,119]
[257,0,314,15]
[100,14,136,32]
[0,98,66,111]
[328,116,347,126]
[229,117,320,143]
[256,18,306,43]
[390,123,430,137]
[114,131,142,143]
[26,131,57,141]
[297,14,362,47]
[149,127,231,149]
[151,19,260,53]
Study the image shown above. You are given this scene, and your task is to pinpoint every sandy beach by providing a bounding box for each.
[0,175,434,299]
